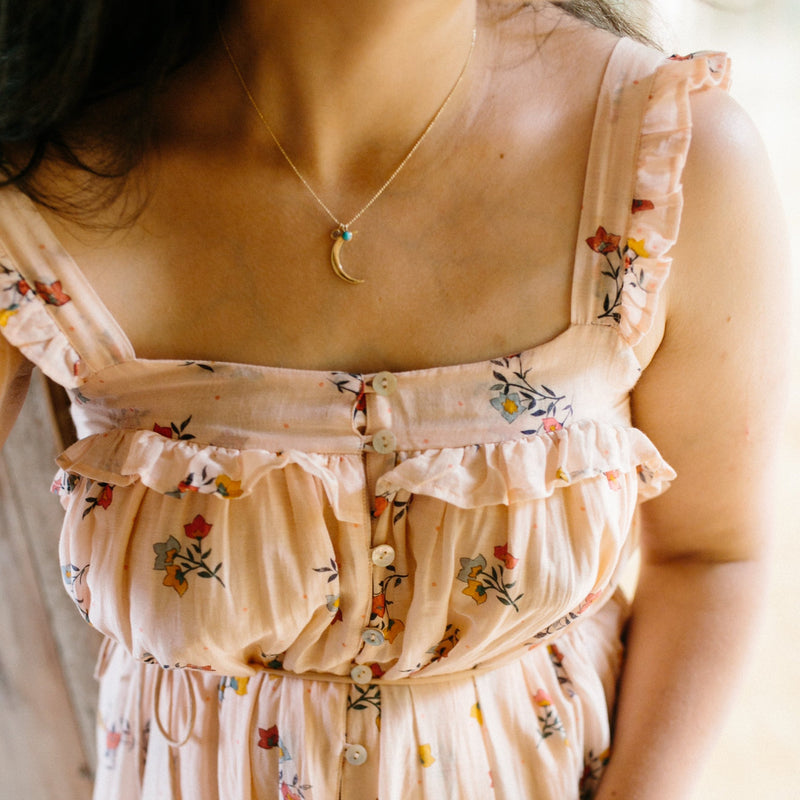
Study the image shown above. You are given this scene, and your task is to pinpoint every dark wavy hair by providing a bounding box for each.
[0,1,652,210]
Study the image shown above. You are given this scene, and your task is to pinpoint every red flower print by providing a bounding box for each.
[371,592,386,618]
[184,514,212,539]
[586,226,621,255]
[96,484,114,509]
[34,279,71,306]
[370,662,385,679]
[541,417,563,433]
[106,729,122,751]
[493,543,519,570]
[258,725,280,750]
[153,423,173,438]
[16,279,31,295]
[631,198,655,214]
[372,496,389,518]
[177,481,200,493]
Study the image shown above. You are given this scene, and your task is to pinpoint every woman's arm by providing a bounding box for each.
[0,333,32,450]
[596,86,791,799]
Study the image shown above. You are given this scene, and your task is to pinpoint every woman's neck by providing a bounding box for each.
[214,0,479,192]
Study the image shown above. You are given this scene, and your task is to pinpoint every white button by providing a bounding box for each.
[371,544,396,568]
[350,665,373,685]
[361,628,385,646]
[372,429,396,454]
[344,743,368,766]
[372,371,397,396]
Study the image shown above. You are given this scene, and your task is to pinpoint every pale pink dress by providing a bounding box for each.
[0,40,729,800]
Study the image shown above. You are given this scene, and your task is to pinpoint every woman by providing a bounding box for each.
[0,1,788,797]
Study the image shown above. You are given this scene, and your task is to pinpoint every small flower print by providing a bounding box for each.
[152,515,224,595]
[372,496,389,517]
[372,592,386,618]
[470,702,484,725]
[0,264,40,325]
[166,465,245,499]
[490,355,573,434]
[490,392,524,422]
[330,372,367,423]
[184,514,212,539]
[631,198,655,214]
[586,226,621,255]
[369,564,408,642]
[534,591,602,641]
[101,717,135,768]
[534,689,553,706]
[534,688,566,743]
[82,482,114,518]
[163,564,189,596]
[580,748,611,799]
[418,743,436,767]
[586,224,649,323]
[215,474,243,498]
[152,415,195,440]
[62,562,91,622]
[604,470,622,491]
[494,543,519,570]
[258,725,281,750]
[626,238,650,258]
[462,578,488,604]
[218,675,250,701]
[547,643,575,697]
[457,544,524,611]
[34,279,71,306]
[427,624,461,662]
[259,725,313,798]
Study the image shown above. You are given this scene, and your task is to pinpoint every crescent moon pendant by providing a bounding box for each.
[330,234,364,285]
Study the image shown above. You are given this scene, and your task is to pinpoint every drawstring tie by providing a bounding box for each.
[154,667,197,748]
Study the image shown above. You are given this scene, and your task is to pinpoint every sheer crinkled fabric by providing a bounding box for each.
[0,39,729,800]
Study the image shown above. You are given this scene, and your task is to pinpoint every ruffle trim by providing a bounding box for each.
[377,419,674,507]
[619,51,731,345]
[54,420,675,519]
[0,254,89,386]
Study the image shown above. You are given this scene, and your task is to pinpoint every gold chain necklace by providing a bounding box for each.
[219,23,477,284]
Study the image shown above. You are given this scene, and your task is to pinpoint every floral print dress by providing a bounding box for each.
[0,40,729,800]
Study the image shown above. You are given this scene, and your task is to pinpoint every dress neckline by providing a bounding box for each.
[3,39,631,381]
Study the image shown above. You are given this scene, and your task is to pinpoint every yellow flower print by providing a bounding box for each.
[470,703,483,725]
[462,578,488,604]
[556,467,570,483]
[215,474,243,498]
[163,564,189,596]
[626,238,650,258]
[418,744,436,767]
[384,618,405,643]
[0,308,18,326]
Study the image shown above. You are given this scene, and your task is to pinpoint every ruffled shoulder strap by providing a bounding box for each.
[0,188,134,387]
[572,38,731,346]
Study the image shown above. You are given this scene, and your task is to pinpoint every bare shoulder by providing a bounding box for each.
[668,84,787,340]
[631,82,789,562]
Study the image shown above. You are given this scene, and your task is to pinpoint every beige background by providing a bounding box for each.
[655,1,800,797]
[0,1,797,797]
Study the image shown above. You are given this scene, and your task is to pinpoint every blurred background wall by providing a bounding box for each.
[653,1,799,797]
